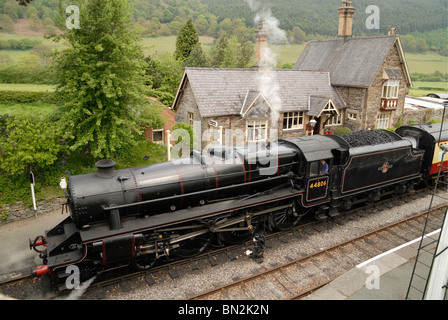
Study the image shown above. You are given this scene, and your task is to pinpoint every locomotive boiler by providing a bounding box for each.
[29,126,447,286]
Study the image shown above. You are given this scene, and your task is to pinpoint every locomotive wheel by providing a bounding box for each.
[172,228,212,259]
[135,253,157,270]
[270,207,300,231]
[221,216,260,245]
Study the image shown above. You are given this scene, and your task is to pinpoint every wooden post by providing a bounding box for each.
[166,130,171,161]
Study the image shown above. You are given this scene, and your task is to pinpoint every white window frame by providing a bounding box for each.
[376,113,390,129]
[187,112,194,125]
[247,120,268,142]
[326,114,342,126]
[152,128,164,143]
[382,80,399,99]
[283,111,304,130]
[348,112,358,120]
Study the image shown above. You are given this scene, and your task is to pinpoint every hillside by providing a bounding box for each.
[0,0,447,69]
[1,0,446,49]
[204,0,447,36]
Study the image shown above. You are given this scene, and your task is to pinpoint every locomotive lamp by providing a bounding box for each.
[59,177,67,190]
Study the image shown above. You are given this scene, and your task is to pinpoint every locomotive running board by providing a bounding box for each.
[79,186,302,243]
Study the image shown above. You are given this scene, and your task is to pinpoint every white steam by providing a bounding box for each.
[62,276,96,300]
[246,1,288,46]
[246,0,288,129]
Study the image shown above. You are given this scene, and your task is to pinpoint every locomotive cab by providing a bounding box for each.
[280,135,344,205]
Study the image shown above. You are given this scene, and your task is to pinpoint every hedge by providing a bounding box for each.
[0,90,54,104]
[0,64,56,84]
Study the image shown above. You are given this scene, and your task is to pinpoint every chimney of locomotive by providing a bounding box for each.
[337,1,356,40]
[95,159,116,178]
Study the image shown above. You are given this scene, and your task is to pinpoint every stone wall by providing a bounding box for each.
[335,86,367,131]
[0,197,64,225]
[174,79,202,128]
[403,108,448,125]
[365,44,409,129]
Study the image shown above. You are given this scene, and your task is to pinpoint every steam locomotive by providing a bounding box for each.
[30,123,448,287]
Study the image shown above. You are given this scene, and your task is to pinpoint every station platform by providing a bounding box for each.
[304,229,446,300]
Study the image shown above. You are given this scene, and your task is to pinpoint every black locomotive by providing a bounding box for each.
[30,124,448,286]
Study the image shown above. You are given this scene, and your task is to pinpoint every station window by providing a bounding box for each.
[247,120,267,142]
[187,112,194,125]
[382,80,399,99]
[376,113,390,129]
[326,114,342,126]
[283,111,304,130]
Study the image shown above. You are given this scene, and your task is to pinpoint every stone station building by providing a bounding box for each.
[172,1,413,148]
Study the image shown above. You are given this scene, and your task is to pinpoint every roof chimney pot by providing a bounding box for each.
[338,1,356,40]
[254,20,269,69]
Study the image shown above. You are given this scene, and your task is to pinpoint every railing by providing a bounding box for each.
[381,97,398,111]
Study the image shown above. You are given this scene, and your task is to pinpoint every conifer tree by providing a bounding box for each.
[174,18,199,61]
[54,0,148,159]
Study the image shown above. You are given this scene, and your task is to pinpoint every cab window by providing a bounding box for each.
[310,161,319,176]
[309,160,329,177]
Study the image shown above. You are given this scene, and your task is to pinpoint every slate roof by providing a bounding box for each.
[308,96,336,117]
[293,35,411,87]
[174,68,346,118]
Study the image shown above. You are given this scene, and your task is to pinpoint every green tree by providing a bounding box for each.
[210,32,229,67]
[401,35,417,52]
[0,115,61,175]
[145,52,184,106]
[4,2,19,21]
[236,40,254,68]
[174,18,199,61]
[291,26,306,44]
[0,14,15,33]
[54,0,148,159]
[416,38,428,53]
[185,43,210,67]
[15,0,33,6]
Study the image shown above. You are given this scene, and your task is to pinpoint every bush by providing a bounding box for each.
[0,64,56,84]
[335,127,352,135]
[0,90,53,104]
[171,122,194,151]
[2,38,42,50]
[0,115,62,175]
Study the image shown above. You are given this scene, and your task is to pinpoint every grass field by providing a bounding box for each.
[408,81,448,97]
[0,83,55,91]
[0,102,57,116]
[1,32,447,73]
[0,33,65,63]
[141,36,306,66]
[405,52,448,74]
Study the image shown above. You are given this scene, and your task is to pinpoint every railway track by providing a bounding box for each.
[188,204,446,300]
[0,188,445,300]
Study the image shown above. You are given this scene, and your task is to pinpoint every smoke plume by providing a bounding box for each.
[246,0,288,128]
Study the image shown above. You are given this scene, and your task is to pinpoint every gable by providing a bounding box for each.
[294,35,411,88]
[241,92,274,119]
